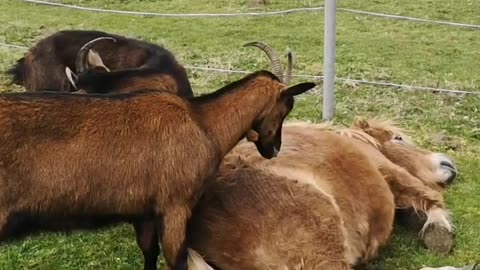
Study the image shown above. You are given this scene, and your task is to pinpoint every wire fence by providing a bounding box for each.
[2,42,477,95]
[21,0,480,29]
[2,1,479,103]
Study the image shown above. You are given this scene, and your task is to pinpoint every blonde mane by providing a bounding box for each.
[285,117,412,149]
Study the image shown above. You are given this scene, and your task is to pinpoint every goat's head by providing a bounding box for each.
[247,77,316,159]
[243,42,307,158]
[65,37,116,90]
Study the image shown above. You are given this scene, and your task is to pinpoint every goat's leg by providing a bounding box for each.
[0,212,7,241]
[158,207,190,270]
[379,163,453,254]
[134,221,160,270]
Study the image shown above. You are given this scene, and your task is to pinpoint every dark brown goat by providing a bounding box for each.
[70,40,295,96]
[0,70,315,270]
[7,30,193,97]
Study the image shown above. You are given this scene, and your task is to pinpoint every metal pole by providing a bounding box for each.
[322,0,336,121]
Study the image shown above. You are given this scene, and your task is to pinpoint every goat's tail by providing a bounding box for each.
[7,57,25,85]
[187,248,215,270]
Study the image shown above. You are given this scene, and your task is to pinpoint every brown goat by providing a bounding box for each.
[182,118,457,270]
[0,70,316,270]
[7,30,193,97]
[70,40,295,96]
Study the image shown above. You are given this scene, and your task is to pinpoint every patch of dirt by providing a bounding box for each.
[431,131,465,151]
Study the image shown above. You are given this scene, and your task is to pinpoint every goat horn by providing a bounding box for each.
[243,41,283,82]
[75,37,116,73]
[284,48,294,85]
[65,67,78,90]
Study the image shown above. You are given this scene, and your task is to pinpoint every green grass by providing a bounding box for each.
[0,0,479,269]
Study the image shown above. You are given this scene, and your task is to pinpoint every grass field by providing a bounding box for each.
[0,0,479,269]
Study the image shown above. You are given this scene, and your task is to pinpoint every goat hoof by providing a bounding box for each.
[422,222,453,254]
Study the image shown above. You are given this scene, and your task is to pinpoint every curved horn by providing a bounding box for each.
[284,48,295,85]
[75,37,116,73]
[243,41,283,82]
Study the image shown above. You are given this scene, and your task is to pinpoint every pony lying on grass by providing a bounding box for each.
[183,117,459,270]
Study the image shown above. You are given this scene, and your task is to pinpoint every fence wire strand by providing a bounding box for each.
[19,0,480,29]
[1,43,478,95]
[20,0,325,17]
[337,8,480,29]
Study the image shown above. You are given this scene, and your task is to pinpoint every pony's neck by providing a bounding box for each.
[192,76,277,157]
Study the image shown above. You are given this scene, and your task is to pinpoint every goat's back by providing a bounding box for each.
[8,30,191,94]
[0,90,217,229]
[33,30,165,70]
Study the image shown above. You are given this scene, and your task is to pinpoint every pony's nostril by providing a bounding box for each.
[440,160,455,170]
[446,170,457,184]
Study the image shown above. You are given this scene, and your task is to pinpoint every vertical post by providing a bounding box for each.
[322,0,336,121]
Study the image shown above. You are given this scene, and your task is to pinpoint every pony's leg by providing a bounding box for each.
[379,163,454,254]
[158,206,190,270]
[134,221,160,270]
[396,208,428,232]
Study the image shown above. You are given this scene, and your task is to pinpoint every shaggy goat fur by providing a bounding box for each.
[7,30,193,97]
[0,70,315,270]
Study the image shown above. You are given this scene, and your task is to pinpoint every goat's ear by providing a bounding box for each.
[246,129,259,142]
[281,82,316,97]
[87,49,110,71]
[65,67,78,89]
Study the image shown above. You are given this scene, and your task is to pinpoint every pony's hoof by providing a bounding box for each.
[422,222,454,254]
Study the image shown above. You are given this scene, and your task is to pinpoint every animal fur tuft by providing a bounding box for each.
[7,57,25,85]
[187,249,215,270]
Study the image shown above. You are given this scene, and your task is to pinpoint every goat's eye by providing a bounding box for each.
[394,136,403,141]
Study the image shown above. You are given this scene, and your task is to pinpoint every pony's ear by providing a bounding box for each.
[87,49,110,72]
[362,126,394,143]
[65,67,78,89]
[353,118,370,129]
[281,82,316,97]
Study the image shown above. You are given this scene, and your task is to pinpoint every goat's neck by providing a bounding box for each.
[195,81,276,157]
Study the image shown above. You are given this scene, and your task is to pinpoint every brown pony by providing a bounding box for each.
[185,118,457,270]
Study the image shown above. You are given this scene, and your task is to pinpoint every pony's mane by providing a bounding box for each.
[352,117,414,146]
[284,120,380,148]
[285,117,413,149]
[338,128,382,149]
[222,117,412,186]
